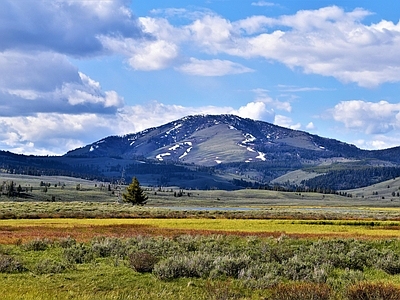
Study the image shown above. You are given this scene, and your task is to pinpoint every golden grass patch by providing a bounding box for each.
[1,218,400,244]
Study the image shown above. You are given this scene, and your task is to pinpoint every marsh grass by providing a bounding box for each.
[346,281,400,300]
[2,218,400,245]
[270,282,332,300]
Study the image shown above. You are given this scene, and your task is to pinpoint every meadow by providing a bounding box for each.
[1,173,400,299]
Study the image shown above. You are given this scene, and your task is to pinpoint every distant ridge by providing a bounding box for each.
[2,114,400,190]
[66,114,373,165]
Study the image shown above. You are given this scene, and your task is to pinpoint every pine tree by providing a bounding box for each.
[122,177,148,205]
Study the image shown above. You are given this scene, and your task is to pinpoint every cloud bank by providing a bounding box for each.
[1,1,400,154]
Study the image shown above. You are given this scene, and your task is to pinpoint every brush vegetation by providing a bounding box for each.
[0,235,400,299]
[1,173,400,298]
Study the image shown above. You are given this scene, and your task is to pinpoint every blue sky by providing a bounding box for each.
[1,0,400,155]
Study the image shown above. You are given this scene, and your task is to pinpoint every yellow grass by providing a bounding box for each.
[2,218,400,238]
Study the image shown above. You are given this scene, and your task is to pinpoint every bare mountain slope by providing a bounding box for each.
[66,114,371,166]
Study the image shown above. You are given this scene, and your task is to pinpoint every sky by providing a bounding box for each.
[2,0,400,155]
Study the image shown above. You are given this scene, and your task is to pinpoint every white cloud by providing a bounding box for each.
[187,15,233,53]
[278,85,332,92]
[0,113,117,155]
[149,5,400,87]
[253,89,292,112]
[0,100,278,155]
[0,0,143,56]
[0,51,124,115]
[353,135,400,150]
[59,4,400,86]
[306,122,316,130]
[274,115,301,130]
[127,40,179,71]
[330,100,400,134]
[251,2,276,7]
[235,102,274,121]
[177,58,254,76]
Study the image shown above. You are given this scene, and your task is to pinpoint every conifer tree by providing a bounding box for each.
[122,177,148,205]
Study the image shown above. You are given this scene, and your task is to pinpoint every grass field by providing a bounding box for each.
[1,218,400,246]
[2,173,400,299]
[3,173,400,207]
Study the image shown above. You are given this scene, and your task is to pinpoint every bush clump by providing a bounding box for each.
[0,255,25,273]
[153,253,214,280]
[63,243,94,264]
[23,238,52,251]
[375,250,400,275]
[129,251,158,273]
[32,258,69,275]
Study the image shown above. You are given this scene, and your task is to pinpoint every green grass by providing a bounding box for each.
[2,235,400,299]
[1,171,400,299]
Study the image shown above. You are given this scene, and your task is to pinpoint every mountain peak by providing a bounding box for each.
[65,114,364,166]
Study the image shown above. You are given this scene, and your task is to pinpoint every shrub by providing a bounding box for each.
[375,250,400,275]
[23,238,52,251]
[212,255,252,279]
[57,237,77,249]
[153,253,214,280]
[346,282,400,300]
[326,269,365,291]
[0,255,25,273]
[63,243,94,264]
[91,237,125,258]
[128,251,158,273]
[270,282,332,300]
[32,259,68,275]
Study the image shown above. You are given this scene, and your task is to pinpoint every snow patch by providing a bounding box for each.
[169,144,180,151]
[166,123,182,135]
[256,151,266,161]
[156,153,171,161]
[242,133,256,144]
[228,125,237,130]
[179,146,192,159]
[247,147,255,152]
[215,160,222,164]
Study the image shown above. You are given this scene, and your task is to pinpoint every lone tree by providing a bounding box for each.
[122,177,148,205]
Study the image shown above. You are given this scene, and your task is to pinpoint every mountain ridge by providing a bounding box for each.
[66,114,381,166]
[2,114,400,190]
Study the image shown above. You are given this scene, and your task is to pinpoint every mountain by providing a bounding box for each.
[65,114,368,165]
[2,114,400,190]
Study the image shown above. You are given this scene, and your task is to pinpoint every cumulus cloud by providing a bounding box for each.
[0,99,280,155]
[306,122,316,130]
[142,5,400,86]
[187,15,234,54]
[0,113,118,155]
[48,3,400,86]
[330,100,400,134]
[236,6,400,86]
[235,102,275,121]
[177,58,254,76]
[0,0,143,57]
[274,115,301,130]
[253,89,292,112]
[0,51,123,116]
